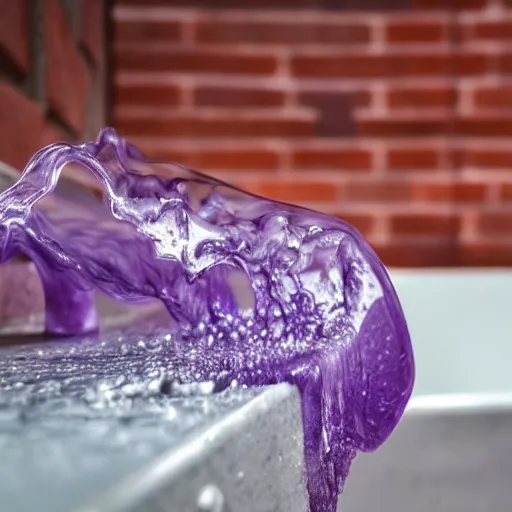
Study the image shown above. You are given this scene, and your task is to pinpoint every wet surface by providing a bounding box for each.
[0,328,264,512]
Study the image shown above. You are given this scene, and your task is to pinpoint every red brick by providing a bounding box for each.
[246,181,336,202]
[299,90,369,136]
[472,21,512,41]
[115,20,182,44]
[358,115,450,137]
[0,0,29,72]
[473,85,512,109]
[386,20,447,44]
[497,53,512,74]
[411,182,487,203]
[44,0,89,133]
[454,116,512,137]
[118,0,407,7]
[459,242,512,266]
[0,82,44,170]
[291,51,488,79]
[114,84,181,107]
[477,213,512,236]
[115,47,278,75]
[334,212,375,238]
[81,0,104,65]
[500,183,512,201]
[450,53,488,75]
[390,213,461,237]
[375,242,458,267]
[141,147,191,165]
[195,19,370,45]
[194,86,286,108]
[144,146,280,171]
[115,111,315,138]
[387,85,457,109]
[172,148,280,171]
[387,148,441,170]
[413,0,486,8]
[291,147,372,171]
[342,180,410,202]
[198,148,280,170]
[455,147,512,168]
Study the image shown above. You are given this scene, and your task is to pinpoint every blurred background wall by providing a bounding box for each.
[0,0,107,324]
[3,0,512,268]
[0,0,106,171]
[112,0,512,267]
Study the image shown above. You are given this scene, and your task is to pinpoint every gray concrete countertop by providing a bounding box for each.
[0,331,306,512]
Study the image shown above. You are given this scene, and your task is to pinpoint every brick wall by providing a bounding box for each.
[0,0,106,172]
[113,0,512,267]
[0,0,107,326]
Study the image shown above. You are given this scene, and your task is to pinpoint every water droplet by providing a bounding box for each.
[198,381,215,394]
[147,378,162,393]
[272,306,282,318]
[197,484,224,512]
[165,405,177,420]
[114,375,126,387]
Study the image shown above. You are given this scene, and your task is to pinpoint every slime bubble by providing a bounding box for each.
[0,128,414,512]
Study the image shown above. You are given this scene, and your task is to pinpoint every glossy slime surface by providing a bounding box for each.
[0,128,414,512]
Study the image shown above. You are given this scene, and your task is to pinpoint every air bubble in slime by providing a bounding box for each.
[0,128,414,512]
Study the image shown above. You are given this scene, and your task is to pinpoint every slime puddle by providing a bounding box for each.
[0,128,414,512]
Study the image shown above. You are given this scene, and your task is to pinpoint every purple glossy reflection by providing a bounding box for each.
[0,128,414,512]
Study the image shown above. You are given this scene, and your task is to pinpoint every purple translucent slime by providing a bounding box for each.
[0,128,414,511]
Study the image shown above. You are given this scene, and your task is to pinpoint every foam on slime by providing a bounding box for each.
[0,128,414,512]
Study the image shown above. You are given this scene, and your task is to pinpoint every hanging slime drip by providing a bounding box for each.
[0,128,414,512]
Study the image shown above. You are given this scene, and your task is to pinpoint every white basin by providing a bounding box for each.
[341,269,512,512]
